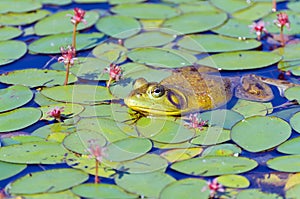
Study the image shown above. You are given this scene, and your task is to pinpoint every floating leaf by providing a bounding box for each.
[177,34,261,53]
[232,99,273,118]
[290,111,300,133]
[287,1,300,13]
[0,0,42,13]
[201,143,242,157]
[233,2,272,21]
[160,147,203,163]
[278,60,300,76]
[171,156,258,176]
[286,184,300,199]
[154,141,196,149]
[111,3,179,19]
[231,116,291,152]
[0,161,26,181]
[74,0,106,2]
[210,0,250,13]
[0,85,33,113]
[159,178,210,199]
[177,2,219,13]
[38,0,72,5]
[285,86,300,103]
[277,137,300,155]
[8,168,88,195]
[72,183,138,199]
[109,0,146,4]
[216,175,250,188]
[105,137,152,162]
[96,15,141,39]
[0,26,22,41]
[162,11,227,35]
[1,135,44,146]
[34,10,99,35]
[115,171,175,198]
[0,141,69,164]
[32,122,76,140]
[0,40,26,66]
[190,126,230,146]
[0,69,77,88]
[0,10,50,26]
[197,51,282,70]
[272,43,300,62]
[0,108,41,133]
[40,103,84,120]
[92,42,127,64]
[236,189,283,199]
[269,107,300,121]
[40,85,112,104]
[19,190,80,199]
[29,32,105,54]
[285,173,300,191]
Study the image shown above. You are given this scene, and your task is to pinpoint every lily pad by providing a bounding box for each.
[232,99,273,118]
[0,85,33,113]
[0,10,50,26]
[92,42,127,64]
[160,147,203,163]
[216,174,250,188]
[0,69,77,88]
[268,155,300,172]
[31,122,76,140]
[38,0,72,5]
[96,15,141,39]
[34,92,59,106]
[0,108,41,133]
[233,2,272,21]
[8,168,88,195]
[287,1,300,13]
[40,84,112,104]
[0,161,26,181]
[190,126,230,146]
[0,40,27,66]
[159,178,210,199]
[273,43,300,62]
[19,190,80,199]
[0,141,69,164]
[277,137,300,155]
[162,11,227,35]
[236,189,283,199]
[71,183,138,199]
[290,111,300,133]
[29,32,105,54]
[278,60,300,76]
[109,0,145,4]
[0,0,42,13]
[171,156,258,176]
[231,116,291,152]
[201,143,242,157]
[210,0,251,13]
[177,2,219,13]
[111,3,179,19]
[286,184,300,199]
[115,171,175,198]
[197,51,282,70]
[177,34,261,53]
[285,86,300,103]
[0,26,22,41]
[124,31,176,49]
[34,10,99,36]
[105,137,152,162]
[40,103,84,120]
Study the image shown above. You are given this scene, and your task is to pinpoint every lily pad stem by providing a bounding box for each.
[64,62,70,86]
[272,0,276,12]
[280,26,285,47]
[95,159,100,184]
[72,24,78,55]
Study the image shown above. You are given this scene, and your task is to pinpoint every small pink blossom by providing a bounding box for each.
[58,45,77,66]
[202,178,225,198]
[87,139,107,162]
[104,63,122,88]
[69,7,87,25]
[249,21,268,39]
[274,12,290,29]
[186,113,208,130]
[47,107,64,120]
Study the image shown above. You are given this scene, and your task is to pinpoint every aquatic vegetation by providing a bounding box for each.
[274,12,290,46]
[58,45,77,85]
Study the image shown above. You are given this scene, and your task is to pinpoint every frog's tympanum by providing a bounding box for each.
[124,66,295,116]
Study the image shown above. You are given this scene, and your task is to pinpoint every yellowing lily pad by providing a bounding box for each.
[0,10,50,26]
[197,51,282,70]
[0,40,26,66]
[231,116,291,152]
[0,26,22,41]
[160,147,203,163]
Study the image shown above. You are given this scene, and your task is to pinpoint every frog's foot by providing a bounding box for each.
[235,74,274,102]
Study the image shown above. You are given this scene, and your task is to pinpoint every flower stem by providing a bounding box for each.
[95,159,99,184]
[280,26,285,47]
[272,0,277,12]
[64,62,70,86]
[72,24,78,54]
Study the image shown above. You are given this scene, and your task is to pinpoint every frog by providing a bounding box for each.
[124,66,296,116]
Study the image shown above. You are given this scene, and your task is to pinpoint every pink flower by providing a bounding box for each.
[186,113,208,130]
[104,63,122,88]
[202,178,225,198]
[69,7,87,25]
[249,21,268,39]
[58,45,77,66]
[47,107,64,120]
[87,139,107,162]
[274,12,290,29]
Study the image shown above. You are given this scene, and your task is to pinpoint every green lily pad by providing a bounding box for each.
[19,190,80,199]
[0,0,42,13]
[216,175,250,188]
[154,141,197,149]
[210,0,251,13]
[0,69,77,88]
[111,3,179,19]
[160,147,203,163]
[212,18,257,39]
[8,168,88,195]
[115,171,175,198]
[0,108,41,133]
[40,85,112,104]
[34,91,63,106]
[160,178,210,199]
[277,137,300,155]
[0,161,26,181]
[268,155,300,172]
[92,42,127,64]
[74,0,106,2]
[0,85,33,113]
[72,183,138,199]
[231,116,291,152]
[233,2,272,21]
[286,184,300,199]
[278,60,300,76]
[197,51,282,70]
[109,0,145,4]
[29,32,105,54]
[269,107,300,121]
[0,26,22,41]
[0,40,26,66]
[0,10,50,26]
[177,34,261,53]
[273,43,300,62]
[1,135,45,146]
[96,15,141,39]
[136,117,195,144]
[232,99,273,118]
[177,2,219,13]
[0,141,69,164]
[162,11,227,35]
[201,143,242,157]
[38,0,72,5]
[32,122,76,140]
[285,86,300,103]
[287,1,300,13]
[127,47,196,68]
[105,137,152,162]
[290,111,300,133]
[40,103,84,120]
[236,189,283,199]
[199,109,244,130]
[171,156,258,176]
[34,10,99,36]
[190,126,230,146]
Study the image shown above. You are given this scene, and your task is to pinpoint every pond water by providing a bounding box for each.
[0,0,300,198]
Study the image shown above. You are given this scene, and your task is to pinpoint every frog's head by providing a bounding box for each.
[124,78,187,116]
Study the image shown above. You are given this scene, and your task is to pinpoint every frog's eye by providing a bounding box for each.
[151,85,165,98]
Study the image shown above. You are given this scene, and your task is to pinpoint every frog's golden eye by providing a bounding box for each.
[151,85,165,98]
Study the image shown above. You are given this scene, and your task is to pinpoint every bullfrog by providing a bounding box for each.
[124,66,296,116]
